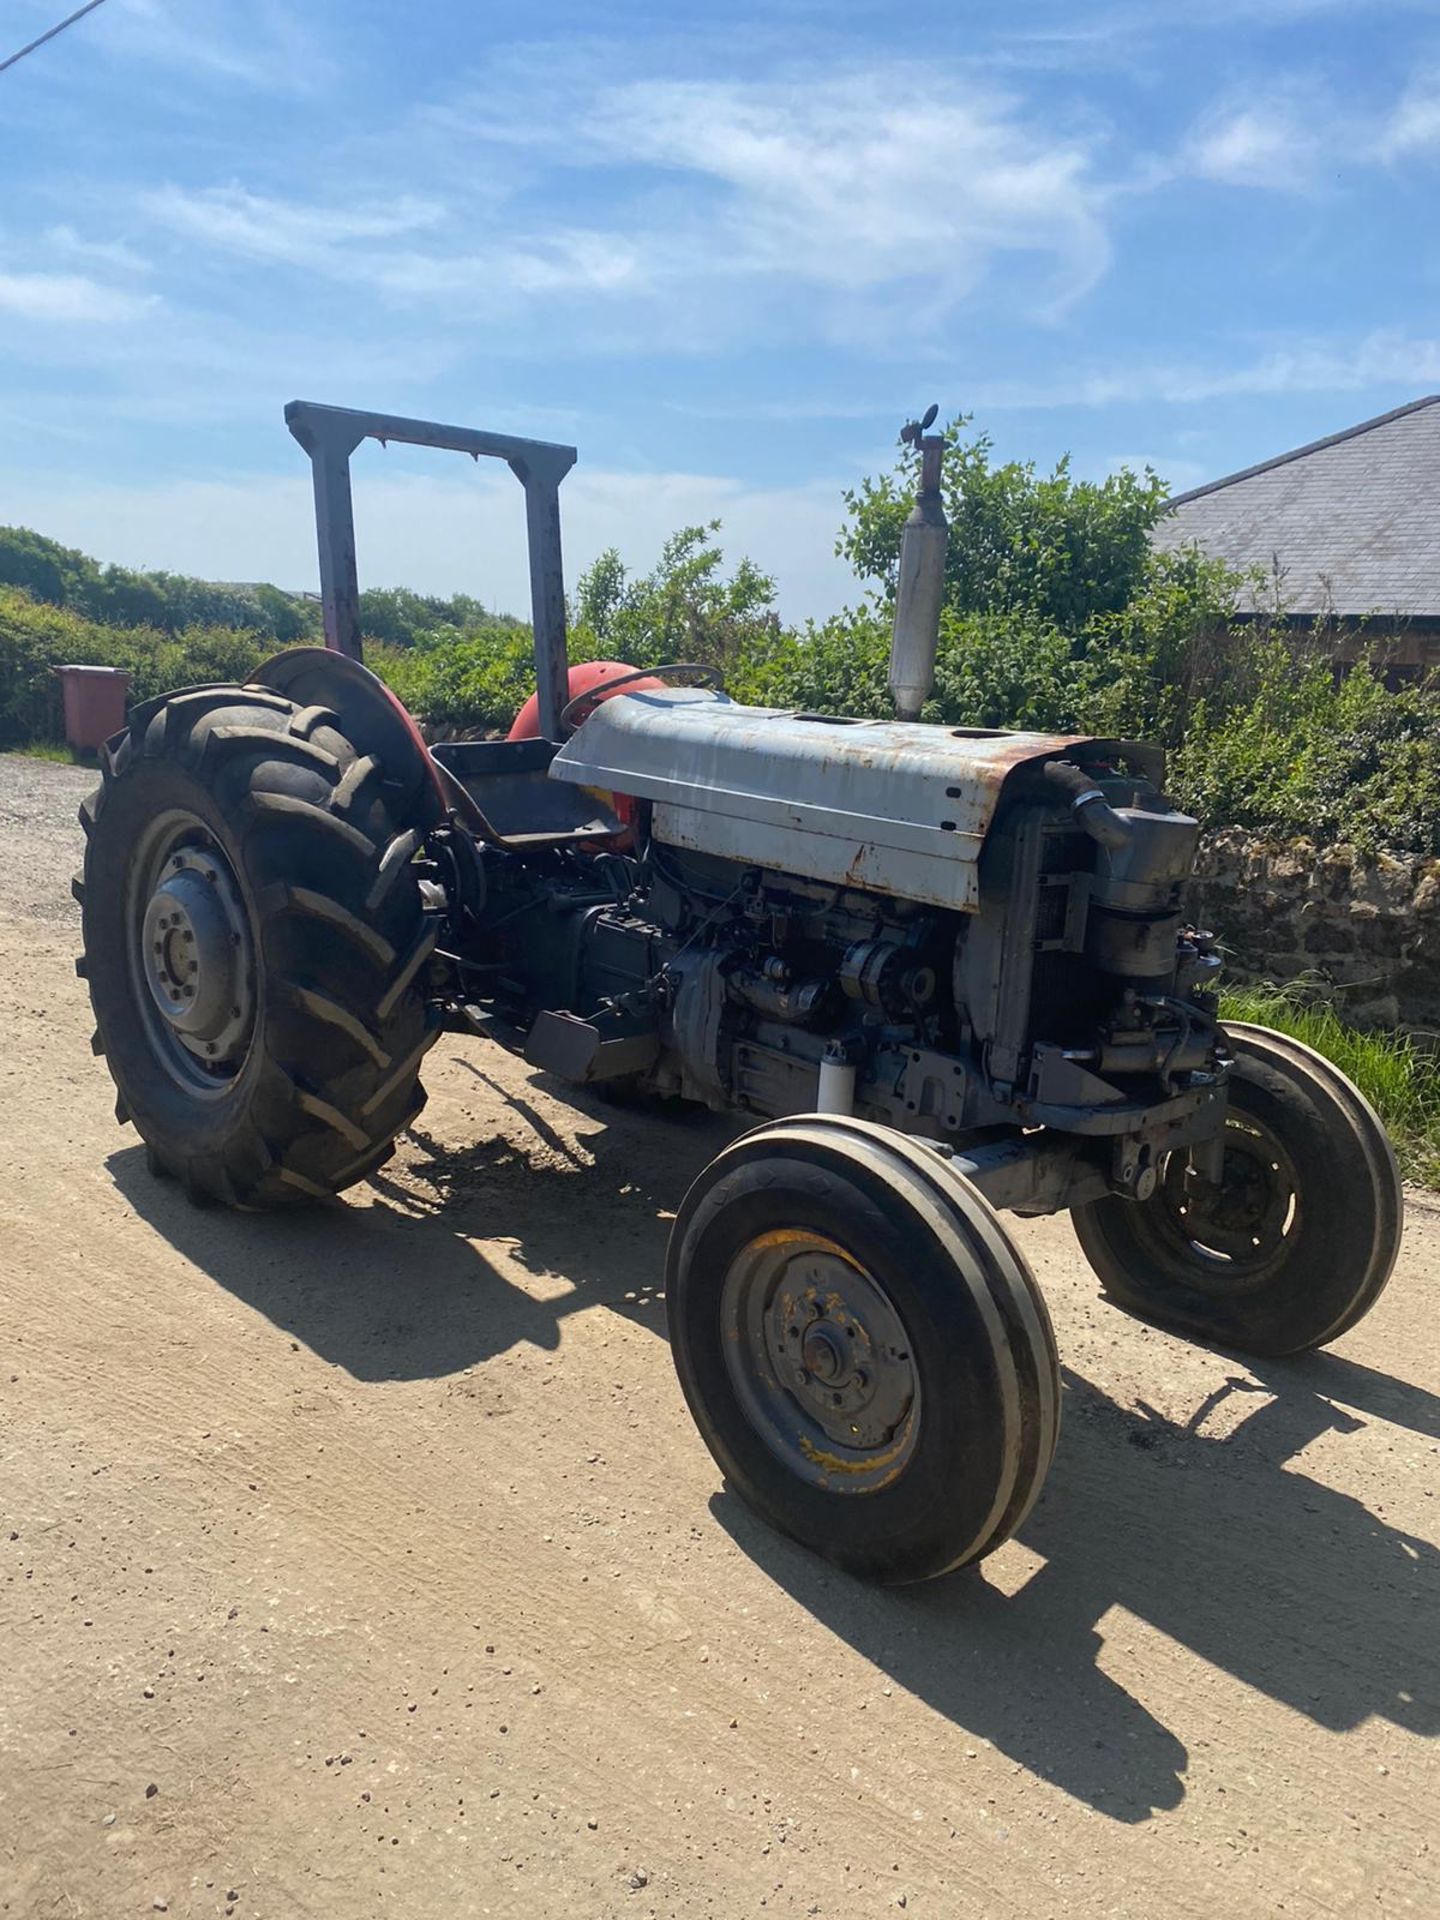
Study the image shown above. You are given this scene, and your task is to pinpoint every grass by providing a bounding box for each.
[1221,980,1440,1186]
[7,739,87,763]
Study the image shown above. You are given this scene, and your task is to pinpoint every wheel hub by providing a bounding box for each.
[1156,1118,1298,1277]
[138,845,253,1068]
[800,1322,848,1383]
[721,1232,920,1492]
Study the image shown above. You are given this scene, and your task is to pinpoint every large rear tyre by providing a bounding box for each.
[666,1116,1060,1585]
[75,683,440,1207]
[1072,1023,1402,1356]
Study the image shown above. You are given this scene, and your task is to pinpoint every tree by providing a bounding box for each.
[837,417,1169,631]
[359,587,519,649]
[0,526,89,608]
[0,524,321,641]
[571,523,780,675]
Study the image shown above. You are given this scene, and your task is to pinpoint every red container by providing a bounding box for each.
[53,665,131,752]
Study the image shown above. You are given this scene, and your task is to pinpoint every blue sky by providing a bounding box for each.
[2,0,1439,619]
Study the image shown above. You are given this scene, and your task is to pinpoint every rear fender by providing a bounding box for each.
[250,646,447,830]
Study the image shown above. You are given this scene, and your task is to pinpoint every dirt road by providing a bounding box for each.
[1,752,1436,1920]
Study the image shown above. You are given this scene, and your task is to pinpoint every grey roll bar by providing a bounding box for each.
[284,400,577,742]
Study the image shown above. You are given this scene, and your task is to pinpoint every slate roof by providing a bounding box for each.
[1151,395,1440,618]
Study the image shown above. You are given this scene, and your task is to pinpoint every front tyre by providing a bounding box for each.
[76,684,440,1207]
[1072,1023,1403,1356]
[667,1116,1060,1585]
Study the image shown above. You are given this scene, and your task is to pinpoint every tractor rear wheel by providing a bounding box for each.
[667,1116,1060,1584]
[1071,1023,1402,1355]
[76,684,440,1207]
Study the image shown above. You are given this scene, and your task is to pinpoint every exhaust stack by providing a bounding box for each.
[888,404,948,721]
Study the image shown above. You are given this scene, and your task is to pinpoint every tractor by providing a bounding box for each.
[75,402,1403,1584]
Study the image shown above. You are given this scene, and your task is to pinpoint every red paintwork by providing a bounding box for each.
[507,659,665,743]
[509,660,662,839]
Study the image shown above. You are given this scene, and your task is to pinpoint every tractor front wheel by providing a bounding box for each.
[667,1116,1060,1584]
[1071,1023,1402,1356]
[76,684,440,1207]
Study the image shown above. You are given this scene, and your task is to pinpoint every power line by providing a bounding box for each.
[1,0,110,76]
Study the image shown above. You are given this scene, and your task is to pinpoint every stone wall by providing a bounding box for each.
[1189,830,1440,1031]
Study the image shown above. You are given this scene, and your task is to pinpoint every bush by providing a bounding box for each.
[1166,641,1440,857]
[573,523,781,676]
[838,417,1168,628]
[0,586,271,747]
[7,417,1440,867]
[0,525,318,642]
[368,625,539,734]
[730,608,892,715]
[358,587,521,649]
[1222,979,1440,1183]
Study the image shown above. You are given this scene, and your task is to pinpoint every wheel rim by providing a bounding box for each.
[126,809,257,1098]
[719,1229,920,1494]
[1143,1113,1302,1294]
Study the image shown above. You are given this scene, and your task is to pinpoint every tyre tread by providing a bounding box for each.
[668,1114,1061,1585]
[1073,1023,1403,1355]
[77,680,436,1209]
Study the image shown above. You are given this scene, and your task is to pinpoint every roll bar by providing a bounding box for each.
[284,400,577,742]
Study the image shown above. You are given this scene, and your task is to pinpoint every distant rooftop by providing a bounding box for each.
[1152,395,1440,620]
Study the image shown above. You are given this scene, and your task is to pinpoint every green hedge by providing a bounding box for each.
[0,584,545,747]
[0,587,270,747]
[9,562,1440,865]
[731,607,1440,859]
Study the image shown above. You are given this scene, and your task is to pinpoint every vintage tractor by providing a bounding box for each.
[75,402,1403,1583]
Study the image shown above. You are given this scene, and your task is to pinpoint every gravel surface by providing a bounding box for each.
[0,752,95,925]
[3,753,1437,1920]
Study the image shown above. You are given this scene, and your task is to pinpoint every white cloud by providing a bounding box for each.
[1378,70,1440,159]
[1184,65,1440,187]
[140,185,445,269]
[1183,100,1321,190]
[0,271,153,324]
[132,61,1114,344]
[0,463,856,624]
[96,0,332,96]
[138,183,645,309]
[967,327,1440,408]
[43,226,151,275]
[373,232,648,301]
[580,71,1110,308]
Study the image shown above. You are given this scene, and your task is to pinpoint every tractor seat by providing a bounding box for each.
[428,737,625,848]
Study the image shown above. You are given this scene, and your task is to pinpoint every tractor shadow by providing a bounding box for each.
[111,1094,1440,1825]
[714,1358,1440,1821]
[105,1077,734,1383]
